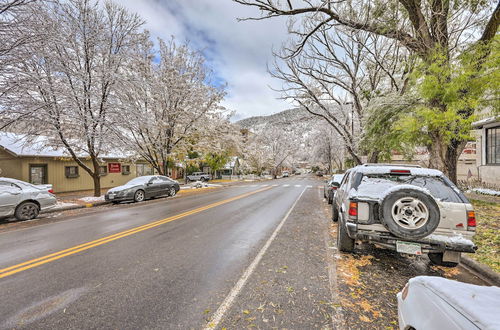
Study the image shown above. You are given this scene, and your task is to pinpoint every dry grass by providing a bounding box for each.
[469,199,500,272]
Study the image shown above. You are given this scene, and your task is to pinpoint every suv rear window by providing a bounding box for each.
[362,174,463,203]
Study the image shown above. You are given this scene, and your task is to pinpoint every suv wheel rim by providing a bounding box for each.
[170,188,176,196]
[391,197,429,229]
[21,204,37,219]
[136,191,144,201]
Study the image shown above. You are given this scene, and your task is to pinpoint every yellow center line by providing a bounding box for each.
[0,186,273,279]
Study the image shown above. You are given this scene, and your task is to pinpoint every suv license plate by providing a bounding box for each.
[396,241,422,255]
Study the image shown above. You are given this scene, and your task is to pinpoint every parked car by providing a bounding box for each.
[186,172,211,182]
[0,177,56,221]
[323,174,344,204]
[332,164,476,267]
[398,276,500,330]
[282,171,290,177]
[316,171,324,177]
[105,175,179,203]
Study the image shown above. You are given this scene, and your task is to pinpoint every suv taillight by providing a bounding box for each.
[348,202,358,219]
[48,189,54,194]
[467,211,476,230]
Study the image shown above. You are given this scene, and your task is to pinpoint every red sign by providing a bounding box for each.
[108,163,121,173]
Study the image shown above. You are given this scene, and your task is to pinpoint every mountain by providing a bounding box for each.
[237,108,318,133]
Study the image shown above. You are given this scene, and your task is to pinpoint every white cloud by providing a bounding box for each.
[118,0,292,120]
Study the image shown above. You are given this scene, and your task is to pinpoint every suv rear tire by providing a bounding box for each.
[337,218,354,252]
[379,189,440,239]
[428,252,459,268]
[332,203,339,222]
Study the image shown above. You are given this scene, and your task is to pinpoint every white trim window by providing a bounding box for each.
[486,126,500,165]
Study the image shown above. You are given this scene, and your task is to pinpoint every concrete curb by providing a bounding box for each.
[461,255,500,286]
[41,201,109,215]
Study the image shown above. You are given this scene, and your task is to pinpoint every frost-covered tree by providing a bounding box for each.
[271,27,410,165]
[311,123,346,173]
[235,0,500,182]
[0,0,144,196]
[116,37,227,175]
[259,125,296,178]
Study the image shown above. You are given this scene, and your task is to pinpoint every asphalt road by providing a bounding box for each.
[0,176,322,329]
[0,175,490,329]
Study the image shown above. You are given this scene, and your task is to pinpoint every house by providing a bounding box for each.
[219,156,240,178]
[0,132,154,193]
[390,144,478,182]
[472,116,500,186]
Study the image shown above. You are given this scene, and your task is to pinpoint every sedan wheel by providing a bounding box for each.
[15,201,39,221]
[169,187,177,197]
[134,190,145,202]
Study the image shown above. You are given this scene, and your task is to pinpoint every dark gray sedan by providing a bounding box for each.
[105,175,180,204]
[323,174,344,204]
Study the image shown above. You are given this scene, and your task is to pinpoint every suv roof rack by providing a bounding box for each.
[361,163,422,168]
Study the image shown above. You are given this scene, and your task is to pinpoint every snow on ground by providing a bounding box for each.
[79,196,105,202]
[470,188,500,197]
[410,276,500,329]
[54,201,78,209]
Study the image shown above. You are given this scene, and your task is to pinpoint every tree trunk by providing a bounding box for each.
[91,158,102,197]
[368,150,380,163]
[92,173,101,197]
[427,133,466,184]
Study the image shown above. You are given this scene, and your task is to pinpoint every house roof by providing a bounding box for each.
[0,132,128,159]
[472,116,500,129]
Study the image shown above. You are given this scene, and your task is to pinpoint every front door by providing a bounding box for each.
[29,164,48,185]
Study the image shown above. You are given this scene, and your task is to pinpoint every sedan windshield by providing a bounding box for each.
[126,176,151,185]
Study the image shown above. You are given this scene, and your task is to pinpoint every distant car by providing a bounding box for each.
[282,171,290,177]
[0,177,56,221]
[186,172,210,182]
[323,174,344,204]
[398,276,500,330]
[316,171,324,176]
[105,175,179,203]
[332,164,476,267]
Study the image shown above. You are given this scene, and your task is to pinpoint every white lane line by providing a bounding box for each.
[294,184,301,187]
[249,185,258,187]
[261,184,269,187]
[307,185,313,188]
[204,188,308,330]
[272,184,278,187]
[283,184,290,187]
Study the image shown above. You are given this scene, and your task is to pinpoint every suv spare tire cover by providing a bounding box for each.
[379,188,440,239]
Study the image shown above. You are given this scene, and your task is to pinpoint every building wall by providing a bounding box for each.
[0,155,155,193]
[476,127,500,186]
[0,149,22,179]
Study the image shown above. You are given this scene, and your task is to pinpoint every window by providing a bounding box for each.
[122,165,131,175]
[65,166,79,178]
[99,166,108,176]
[486,126,500,164]
[136,163,153,176]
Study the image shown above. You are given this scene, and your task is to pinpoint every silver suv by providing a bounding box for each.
[332,164,476,267]
[186,172,211,182]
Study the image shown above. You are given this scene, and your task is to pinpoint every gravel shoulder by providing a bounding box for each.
[218,187,339,329]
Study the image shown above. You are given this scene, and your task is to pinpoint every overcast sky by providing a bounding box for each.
[119,0,293,121]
